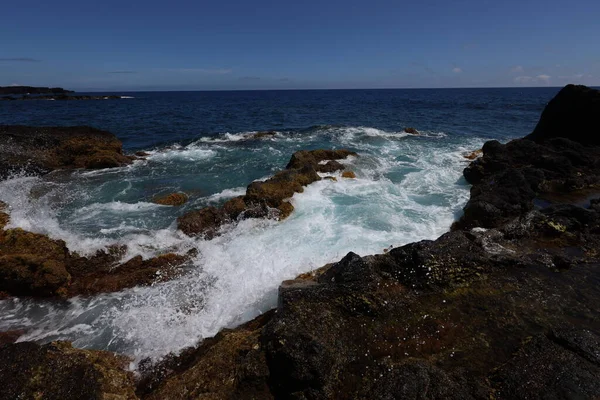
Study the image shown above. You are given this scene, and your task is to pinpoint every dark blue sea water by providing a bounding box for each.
[0,87,565,362]
[0,88,559,150]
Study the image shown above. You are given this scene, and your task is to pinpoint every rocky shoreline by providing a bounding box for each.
[1,85,599,399]
[1,94,127,101]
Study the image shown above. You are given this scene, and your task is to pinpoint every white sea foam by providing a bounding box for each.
[206,187,246,203]
[0,131,484,364]
[147,144,217,162]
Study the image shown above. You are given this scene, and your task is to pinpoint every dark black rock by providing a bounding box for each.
[526,84,600,145]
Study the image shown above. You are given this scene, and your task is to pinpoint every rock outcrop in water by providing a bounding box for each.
[0,125,135,179]
[136,85,600,399]
[2,85,600,399]
[178,149,357,238]
[0,203,192,297]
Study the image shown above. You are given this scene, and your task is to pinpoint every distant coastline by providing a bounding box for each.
[0,86,74,95]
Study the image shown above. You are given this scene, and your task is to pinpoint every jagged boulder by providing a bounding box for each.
[178,149,358,237]
[153,192,189,206]
[526,84,600,145]
[0,125,134,179]
[0,341,138,400]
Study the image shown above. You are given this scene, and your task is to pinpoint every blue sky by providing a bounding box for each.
[1,0,599,91]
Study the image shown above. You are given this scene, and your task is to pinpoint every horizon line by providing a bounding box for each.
[67,84,598,93]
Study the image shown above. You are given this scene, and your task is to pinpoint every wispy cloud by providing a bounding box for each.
[164,68,232,74]
[452,67,463,73]
[514,74,551,85]
[536,74,551,82]
[108,70,137,74]
[238,76,262,81]
[0,57,41,62]
[558,73,584,80]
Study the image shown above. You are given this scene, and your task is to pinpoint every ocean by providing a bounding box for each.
[0,87,563,363]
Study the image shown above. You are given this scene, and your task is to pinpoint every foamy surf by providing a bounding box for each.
[0,124,484,365]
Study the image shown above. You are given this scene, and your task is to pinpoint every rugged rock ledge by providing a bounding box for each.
[0,125,135,179]
[2,85,600,399]
[0,203,193,298]
[138,85,600,399]
[178,149,357,238]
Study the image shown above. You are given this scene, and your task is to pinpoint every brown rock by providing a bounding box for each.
[245,167,321,207]
[404,127,419,134]
[285,149,357,170]
[463,149,482,160]
[0,341,138,400]
[323,176,338,182]
[277,201,295,220]
[135,151,150,157]
[316,160,345,173]
[252,130,277,139]
[140,312,274,400]
[66,251,190,296]
[222,196,248,219]
[0,330,24,345]
[0,201,9,230]
[0,125,133,179]
[153,192,189,206]
[0,228,71,297]
[341,170,357,179]
[179,149,357,237]
[177,206,229,238]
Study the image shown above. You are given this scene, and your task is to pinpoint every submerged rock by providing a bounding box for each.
[341,170,356,179]
[404,127,419,135]
[0,341,137,400]
[153,192,189,206]
[178,148,358,237]
[251,130,278,139]
[463,149,482,160]
[0,125,134,179]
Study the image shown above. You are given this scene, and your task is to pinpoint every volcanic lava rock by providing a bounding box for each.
[0,341,137,400]
[137,86,600,399]
[0,125,134,179]
[526,84,600,145]
[178,148,357,237]
[153,192,189,206]
[455,85,600,230]
[0,202,191,297]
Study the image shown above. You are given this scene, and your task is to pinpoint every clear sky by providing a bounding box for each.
[1,0,599,91]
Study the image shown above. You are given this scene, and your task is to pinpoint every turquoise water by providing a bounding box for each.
[0,88,559,363]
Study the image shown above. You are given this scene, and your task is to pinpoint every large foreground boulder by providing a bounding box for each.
[0,341,137,400]
[0,125,134,179]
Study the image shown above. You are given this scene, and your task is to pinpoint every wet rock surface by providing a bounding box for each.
[153,192,189,206]
[0,204,192,298]
[0,341,138,400]
[3,85,600,399]
[178,148,357,237]
[0,125,134,179]
[456,84,600,230]
[136,85,600,399]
